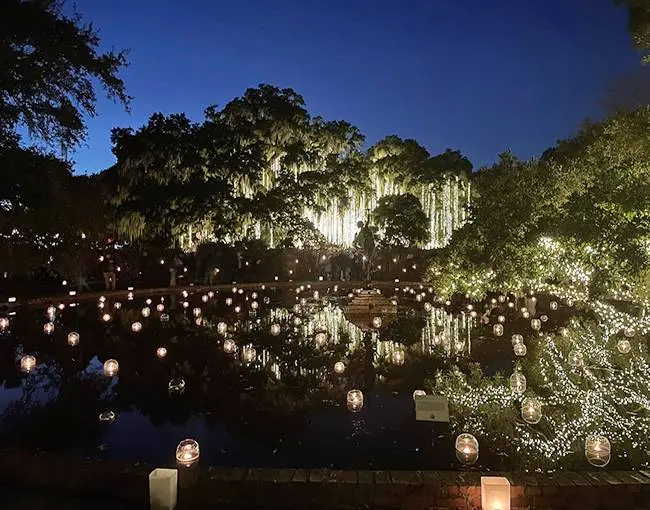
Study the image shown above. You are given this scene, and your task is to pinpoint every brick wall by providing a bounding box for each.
[1,450,650,509]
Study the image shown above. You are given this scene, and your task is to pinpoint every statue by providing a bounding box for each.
[353,219,377,282]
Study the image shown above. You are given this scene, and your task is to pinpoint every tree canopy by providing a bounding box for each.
[426,107,650,301]
[0,0,129,149]
[108,84,469,250]
[372,193,430,248]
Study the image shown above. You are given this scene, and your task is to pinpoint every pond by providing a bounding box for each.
[0,284,648,472]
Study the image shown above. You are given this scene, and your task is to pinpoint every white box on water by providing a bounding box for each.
[415,395,450,422]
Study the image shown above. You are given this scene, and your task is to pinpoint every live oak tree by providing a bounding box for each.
[426,107,650,301]
[0,0,129,148]
[372,193,430,249]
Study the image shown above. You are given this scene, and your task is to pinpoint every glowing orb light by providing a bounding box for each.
[67,331,80,346]
[103,359,119,377]
[175,439,200,467]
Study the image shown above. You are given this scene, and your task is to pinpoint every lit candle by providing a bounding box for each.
[67,331,80,346]
[175,439,200,467]
[347,389,364,412]
[20,355,36,373]
[103,359,119,377]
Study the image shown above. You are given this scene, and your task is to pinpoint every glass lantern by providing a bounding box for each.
[67,332,80,346]
[347,389,364,412]
[455,433,479,465]
[521,397,542,424]
[585,435,611,467]
[509,372,526,394]
[103,359,119,377]
[176,439,200,467]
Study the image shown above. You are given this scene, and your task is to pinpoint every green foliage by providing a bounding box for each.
[0,133,111,274]
[427,108,650,301]
[372,193,430,248]
[0,0,129,148]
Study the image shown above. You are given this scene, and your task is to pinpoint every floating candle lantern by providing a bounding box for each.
[617,338,631,354]
[334,361,346,374]
[131,321,142,333]
[585,435,611,467]
[156,303,165,312]
[413,389,426,399]
[156,347,168,358]
[103,359,119,377]
[223,338,236,354]
[217,322,228,335]
[141,307,151,317]
[67,331,80,346]
[347,389,364,412]
[102,313,112,322]
[521,397,542,424]
[270,323,281,336]
[201,294,208,303]
[43,322,54,334]
[509,372,526,394]
[20,355,36,373]
[168,378,186,394]
[99,410,116,423]
[175,439,200,467]
[455,433,479,465]
[493,324,503,337]
[513,343,527,356]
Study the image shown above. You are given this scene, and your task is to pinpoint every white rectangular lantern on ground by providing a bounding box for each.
[415,395,449,422]
[481,476,510,510]
[149,468,178,510]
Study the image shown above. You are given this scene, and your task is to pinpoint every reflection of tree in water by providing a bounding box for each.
[3,290,610,470]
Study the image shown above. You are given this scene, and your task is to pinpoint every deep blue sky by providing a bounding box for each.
[67,0,640,173]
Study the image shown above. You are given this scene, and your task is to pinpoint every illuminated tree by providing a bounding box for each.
[372,193,430,248]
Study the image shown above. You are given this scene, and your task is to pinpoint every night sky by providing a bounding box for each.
[67,0,640,174]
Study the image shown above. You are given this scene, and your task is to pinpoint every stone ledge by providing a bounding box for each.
[1,449,650,509]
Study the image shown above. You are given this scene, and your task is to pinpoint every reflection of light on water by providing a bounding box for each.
[420,307,473,356]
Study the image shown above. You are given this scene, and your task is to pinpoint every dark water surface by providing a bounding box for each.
[0,285,643,471]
